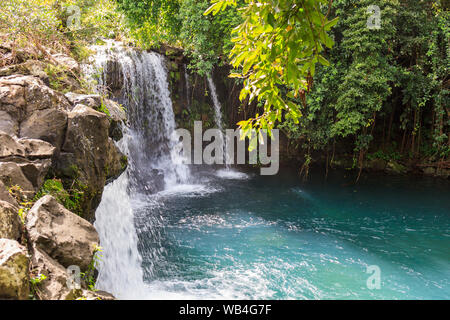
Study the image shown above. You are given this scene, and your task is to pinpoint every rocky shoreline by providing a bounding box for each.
[0,48,126,299]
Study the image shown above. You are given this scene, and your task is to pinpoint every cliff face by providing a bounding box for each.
[0,45,125,300]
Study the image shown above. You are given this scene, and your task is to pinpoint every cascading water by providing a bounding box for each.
[207,75,231,168]
[87,41,191,298]
[184,66,191,110]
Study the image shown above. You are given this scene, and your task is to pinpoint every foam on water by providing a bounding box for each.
[215,169,250,180]
[157,184,219,198]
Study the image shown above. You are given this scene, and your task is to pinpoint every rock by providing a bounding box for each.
[51,53,80,74]
[0,60,49,83]
[67,289,115,301]
[0,180,18,206]
[103,99,126,141]
[423,167,436,176]
[20,108,68,148]
[0,200,20,240]
[64,93,102,108]
[30,246,115,300]
[0,133,54,194]
[17,159,52,190]
[58,104,126,220]
[0,132,56,159]
[0,162,35,194]
[0,110,17,134]
[0,239,29,300]
[0,159,52,196]
[386,160,407,175]
[0,75,71,142]
[29,246,73,300]
[0,131,24,157]
[64,93,126,141]
[26,195,100,271]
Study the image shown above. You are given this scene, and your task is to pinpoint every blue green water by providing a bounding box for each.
[134,168,450,299]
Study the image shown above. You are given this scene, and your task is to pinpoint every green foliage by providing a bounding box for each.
[45,64,70,92]
[0,0,127,63]
[367,149,402,162]
[29,273,47,300]
[35,179,85,216]
[97,99,111,116]
[117,0,242,75]
[80,245,103,291]
[207,0,338,134]
[279,0,449,164]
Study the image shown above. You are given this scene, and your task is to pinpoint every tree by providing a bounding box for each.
[205,0,338,135]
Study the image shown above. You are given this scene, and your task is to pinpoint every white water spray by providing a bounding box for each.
[207,75,231,167]
[88,42,191,298]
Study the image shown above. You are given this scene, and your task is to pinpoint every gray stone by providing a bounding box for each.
[26,195,99,271]
[0,239,29,300]
[0,180,18,206]
[20,108,68,148]
[29,246,73,300]
[0,200,20,240]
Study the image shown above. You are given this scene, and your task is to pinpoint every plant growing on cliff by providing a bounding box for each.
[29,273,47,300]
[34,179,84,216]
[80,245,103,291]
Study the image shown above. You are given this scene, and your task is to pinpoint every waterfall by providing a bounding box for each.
[207,75,230,167]
[184,66,191,110]
[87,41,190,298]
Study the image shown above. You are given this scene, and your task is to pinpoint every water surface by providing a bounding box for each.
[131,168,450,299]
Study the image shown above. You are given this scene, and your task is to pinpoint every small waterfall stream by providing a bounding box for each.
[207,75,230,167]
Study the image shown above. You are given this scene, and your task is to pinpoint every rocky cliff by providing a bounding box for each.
[0,45,125,300]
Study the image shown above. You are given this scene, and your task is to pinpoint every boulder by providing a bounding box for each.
[0,110,18,134]
[0,161,35,194]
[0,200,20,240]
[385,160,407,175]
[0,239,30,300]
[20,108,68,148]
[64,93,126,141]
[64,93,102,108]
[0,133,55,194]
[30,247,116,300]
[65,289,115,301]
[0,180,18,206]
[58,104,126,220]
[0,132,55,159]
[51,53,80,74]
[0,75,70,143]
[29,246,73,300]
[17,159,52,190]
[26,195,99,271]
[0,60,49,83]
[18,138,55,159]
[104,99,126,141]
